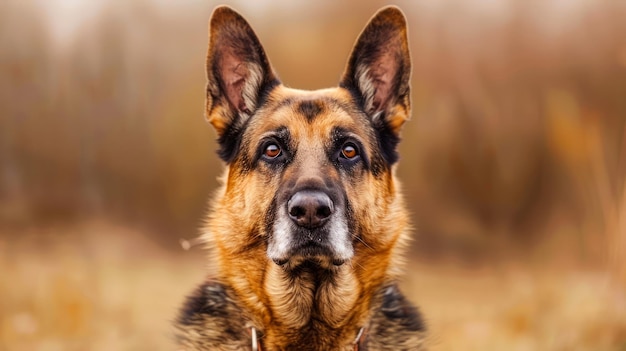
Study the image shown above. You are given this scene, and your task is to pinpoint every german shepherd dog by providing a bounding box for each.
[176,5,426,351]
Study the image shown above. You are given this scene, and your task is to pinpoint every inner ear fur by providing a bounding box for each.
[340,6,412,135]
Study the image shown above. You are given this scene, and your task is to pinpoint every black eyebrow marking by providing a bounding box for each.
[271,125,291,143]
[331,127,361,145]
[254,125,292,161]
[297,100,324,122]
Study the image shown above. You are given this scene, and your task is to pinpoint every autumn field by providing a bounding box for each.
[2,0,626,350]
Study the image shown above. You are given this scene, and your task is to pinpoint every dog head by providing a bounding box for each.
[205,6,411,272]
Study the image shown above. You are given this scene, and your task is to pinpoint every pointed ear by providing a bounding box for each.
[340,6,411,135]
[205,6,280,161]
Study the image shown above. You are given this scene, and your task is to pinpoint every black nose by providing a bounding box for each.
[287,191,334,229]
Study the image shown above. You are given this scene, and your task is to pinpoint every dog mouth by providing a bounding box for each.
[271,240,348,268]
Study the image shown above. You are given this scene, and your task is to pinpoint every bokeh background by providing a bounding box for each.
[1,0,626,350]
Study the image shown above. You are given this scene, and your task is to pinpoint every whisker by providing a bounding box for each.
[354,235,374,251]
[349,258,367,271]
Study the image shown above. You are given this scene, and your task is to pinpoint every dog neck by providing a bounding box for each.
[259,261,368,349]
[265,260,360,328]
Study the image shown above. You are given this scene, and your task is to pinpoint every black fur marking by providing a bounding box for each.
[372,112,400,166]
[256,78,281,110]
[344,196,357,242]
[175,280,252,348]
[380,285,426,333]
[264,193,279,257]
[339,84,367,114]
[178,282,232,326]
[216,117,245,163]
[297,100,324,122]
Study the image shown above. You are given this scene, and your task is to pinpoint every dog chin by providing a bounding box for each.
[270,243,352,270]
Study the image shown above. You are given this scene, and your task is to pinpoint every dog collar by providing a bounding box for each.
[248,326,367,351]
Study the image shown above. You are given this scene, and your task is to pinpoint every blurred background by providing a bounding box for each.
[1,0,625,350]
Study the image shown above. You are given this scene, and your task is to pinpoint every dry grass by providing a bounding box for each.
[405,266,626,351]
[1,220,625,351]
[0,220,205,351]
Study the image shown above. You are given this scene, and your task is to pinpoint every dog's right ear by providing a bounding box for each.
[206,6,279,162]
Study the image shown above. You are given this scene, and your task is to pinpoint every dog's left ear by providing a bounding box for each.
[340,6,411,136]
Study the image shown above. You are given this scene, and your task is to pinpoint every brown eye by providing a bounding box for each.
[341,144,358,159]
[264,144,281,158]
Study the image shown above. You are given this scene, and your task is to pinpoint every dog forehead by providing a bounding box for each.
[250,87,366,139]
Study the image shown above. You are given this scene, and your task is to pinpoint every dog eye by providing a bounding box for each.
[340,144,359,160]
[264,144,282,158]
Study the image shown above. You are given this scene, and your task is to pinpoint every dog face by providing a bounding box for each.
[205,6,411,272]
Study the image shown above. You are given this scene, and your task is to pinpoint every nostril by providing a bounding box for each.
[289,205,306,219]
[316,205,332,219]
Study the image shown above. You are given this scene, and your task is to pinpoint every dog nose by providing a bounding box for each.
[287,191,334,229]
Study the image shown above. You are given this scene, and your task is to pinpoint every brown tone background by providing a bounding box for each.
[1,0,625,350]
